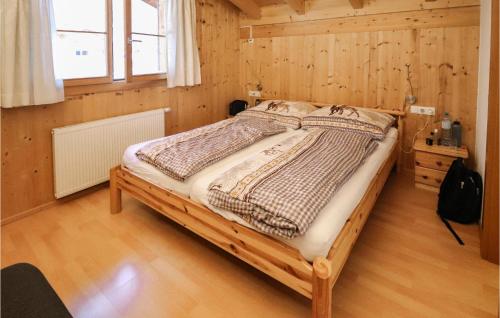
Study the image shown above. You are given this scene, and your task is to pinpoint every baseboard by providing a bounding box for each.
[1,182,109,226]
[0,167,416,225]
[1,201,58,225]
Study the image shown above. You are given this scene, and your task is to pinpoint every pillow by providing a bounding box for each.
[237,100,317,129]
[301,105,395,139]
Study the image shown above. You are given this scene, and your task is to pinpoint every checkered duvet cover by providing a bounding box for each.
[136,118,286,181]
[207,128,378,239]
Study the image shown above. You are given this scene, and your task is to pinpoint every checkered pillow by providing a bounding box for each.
[237,100,317,129]
[302,105,394,140]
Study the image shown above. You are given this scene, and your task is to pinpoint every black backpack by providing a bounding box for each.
[437,158,482,245]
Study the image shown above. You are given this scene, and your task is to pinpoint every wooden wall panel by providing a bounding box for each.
[239,26,479,170]
[0,0,240,222]
[239,0,480,172]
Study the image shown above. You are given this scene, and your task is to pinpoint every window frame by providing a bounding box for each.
[56,0,169,91]
[124,0,167,82]
[57,0,114,87]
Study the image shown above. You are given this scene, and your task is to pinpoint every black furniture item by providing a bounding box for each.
[1,263,73,318]
[229,100,248,116]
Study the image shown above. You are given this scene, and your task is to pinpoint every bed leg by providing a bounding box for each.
[312,257,333,318]
[110,166,122,214]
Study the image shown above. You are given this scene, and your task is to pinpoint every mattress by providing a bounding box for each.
[190,128,398,261]
[122,129,299,196]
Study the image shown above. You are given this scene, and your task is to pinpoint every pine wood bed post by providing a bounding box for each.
[110,166,122,214]
[312,256,333,318]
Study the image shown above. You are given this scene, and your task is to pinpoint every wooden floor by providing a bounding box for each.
[1,172,498,317]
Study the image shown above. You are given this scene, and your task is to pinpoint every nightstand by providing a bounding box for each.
[413,139,469,193]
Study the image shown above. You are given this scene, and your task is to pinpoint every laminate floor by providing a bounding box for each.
[2,172,498,317]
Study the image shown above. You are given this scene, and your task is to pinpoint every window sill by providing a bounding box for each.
[64,79,167,97]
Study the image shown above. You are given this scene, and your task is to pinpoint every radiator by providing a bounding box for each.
[52,108,167,198]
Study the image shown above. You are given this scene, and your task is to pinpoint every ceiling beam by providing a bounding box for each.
[228,0,261,19]
[348,0,363,9]
[141,0,158,8]
[286,0,306,15]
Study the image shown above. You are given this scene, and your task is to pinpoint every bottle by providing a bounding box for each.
[441,112,452,146]
[427,132,435,145]
[452,121,462,147]
[433,128,439,145]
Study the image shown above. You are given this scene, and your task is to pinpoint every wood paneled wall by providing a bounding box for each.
[0,0,240,222]
[239,3,480,170]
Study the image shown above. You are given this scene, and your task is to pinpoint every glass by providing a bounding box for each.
[52,0,107,32]
[53,32,108,79]
[131,0,166,76]
[131,0,166,36]
[113,0,125,80]
[131,34,166,75]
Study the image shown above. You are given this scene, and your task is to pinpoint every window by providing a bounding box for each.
[52,0,167,87]
[127,0,167,81]
[52,0,112,85]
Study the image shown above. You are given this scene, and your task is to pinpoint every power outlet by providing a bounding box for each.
[410,105,435,116]
[248,90,261,97]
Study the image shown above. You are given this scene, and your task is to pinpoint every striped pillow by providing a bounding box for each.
[237,100,317,129]
[302,105,394,140]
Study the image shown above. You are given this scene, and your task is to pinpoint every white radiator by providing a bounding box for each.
[52,108,167,198]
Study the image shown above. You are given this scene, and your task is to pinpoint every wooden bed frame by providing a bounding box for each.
[109,107,405,318]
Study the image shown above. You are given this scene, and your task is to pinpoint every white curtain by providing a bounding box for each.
[165,0,201,88]
[0,0,64,108]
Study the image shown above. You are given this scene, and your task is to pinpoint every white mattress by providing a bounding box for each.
[122,129,299,196]
[123,128,398,262]
[190,128,398,261]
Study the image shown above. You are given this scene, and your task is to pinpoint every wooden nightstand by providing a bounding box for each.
[413,139,469,192]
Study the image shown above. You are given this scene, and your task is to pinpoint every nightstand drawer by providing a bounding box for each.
[415,166,447,187]
[415,152,455,172]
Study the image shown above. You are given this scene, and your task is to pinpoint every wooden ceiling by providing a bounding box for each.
[227,0,363,19]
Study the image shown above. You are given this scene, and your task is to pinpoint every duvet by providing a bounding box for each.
[207,128,379,238]
[136,117,286,181]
